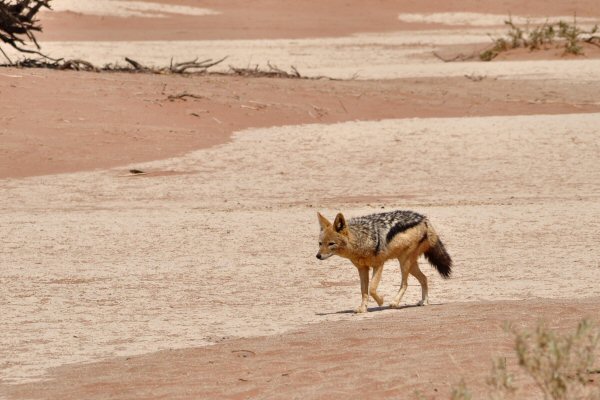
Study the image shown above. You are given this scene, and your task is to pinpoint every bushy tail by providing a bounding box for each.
[424,238,452,279]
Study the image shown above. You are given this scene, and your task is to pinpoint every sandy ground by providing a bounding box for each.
[1,0,600,399]
[36,0,600,41]
[3,70,600,179]
[4,298,600,399]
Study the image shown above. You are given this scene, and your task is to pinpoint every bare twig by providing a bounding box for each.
[433,51,477,62]
[228,63,310,79]
[59,59,97,71]
[167,92,204,101]
[124,57,147,71]
[583,35,600,47]
[464,73,486,82]
[1,55,338,80]
[0,0,53,58]
[0,44,11,63]
[170,56,228,73]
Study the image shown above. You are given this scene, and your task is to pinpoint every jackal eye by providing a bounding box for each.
[328,242,336,247]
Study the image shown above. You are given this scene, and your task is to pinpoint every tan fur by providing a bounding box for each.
[317,211,445,313]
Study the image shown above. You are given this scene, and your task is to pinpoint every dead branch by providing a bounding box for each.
[0,0,52,62]
[2,55,229,74]
[59,58,97,71]
[432,51,477,62]
[583,35,600,47]
[228,62,309,79]
[124,57,147,71]
[290,65,301,78]
[1,55,337,80]
[167,92,204,101]
[464,73,486,82]
[170,56,228,73]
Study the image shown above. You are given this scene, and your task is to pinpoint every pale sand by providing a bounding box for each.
[397,12,600,26]
[49,0,219,18]
[2,113,599,383]
[6,34,600,80]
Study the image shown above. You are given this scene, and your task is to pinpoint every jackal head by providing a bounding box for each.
[316,212,349,260]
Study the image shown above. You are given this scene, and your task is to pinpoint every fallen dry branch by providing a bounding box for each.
[59,58,97,71]
[583,35,600,48]
[124,57,147,71]
[167,92,204,101]
[0,0,52,62]
[432,51,477,63]
[171,57,228,73]
[1,55,337,80]
[228,62,304,79]
[1,56,229,74]
[225,62,334,80]
[117,56,228,74]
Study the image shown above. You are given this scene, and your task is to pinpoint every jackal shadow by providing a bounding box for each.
[316,302,443,316]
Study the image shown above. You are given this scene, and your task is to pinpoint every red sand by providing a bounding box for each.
[3,298,600,399]
[2,70,599,179]
[39,0,600,41]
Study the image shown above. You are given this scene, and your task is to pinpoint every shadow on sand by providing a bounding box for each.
[316,302,442,316]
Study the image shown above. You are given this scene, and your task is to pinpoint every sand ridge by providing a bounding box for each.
[397,12,600,27]
[4,298,600,399]
[50,0,219,18]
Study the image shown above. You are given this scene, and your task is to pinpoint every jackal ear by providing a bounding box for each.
[317,212,332,230]
[333,213,346,233]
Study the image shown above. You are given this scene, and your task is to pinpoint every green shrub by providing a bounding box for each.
[445,319,600,399]
[480,17,599,60]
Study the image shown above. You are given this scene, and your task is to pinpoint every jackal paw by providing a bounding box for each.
[389,302,401,309]
[354,304,368,313]
[373,295,384,307]
[417,299,429,306]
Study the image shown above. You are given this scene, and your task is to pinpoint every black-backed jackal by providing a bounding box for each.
[316,210,452,313]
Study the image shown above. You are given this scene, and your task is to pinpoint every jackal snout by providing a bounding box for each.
[316,251,333,260]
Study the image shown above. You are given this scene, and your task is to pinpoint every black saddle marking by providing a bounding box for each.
[385,218,423,243]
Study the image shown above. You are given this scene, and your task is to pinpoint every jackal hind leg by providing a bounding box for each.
[390,257,412,309]
[369,264,384,306]
[410,263,429,306]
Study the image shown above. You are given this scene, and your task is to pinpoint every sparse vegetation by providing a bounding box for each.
[450,379,473,400]
[446,319,600,400]
[513,319,600,399]
[486,356,516,399]
[480,17,600,61]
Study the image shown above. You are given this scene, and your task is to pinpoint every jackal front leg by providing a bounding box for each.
[355,267,369,313]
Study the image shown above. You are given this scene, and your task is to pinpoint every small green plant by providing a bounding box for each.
[446,319,600,400]
[514,319,600,400]
[486,357,516,399]
[558,20,584,55]
[480,16,599,60]
[450,379,472,400]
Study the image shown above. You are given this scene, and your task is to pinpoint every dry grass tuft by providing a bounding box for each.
[480,17,600,61]
[444,319,600,400]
